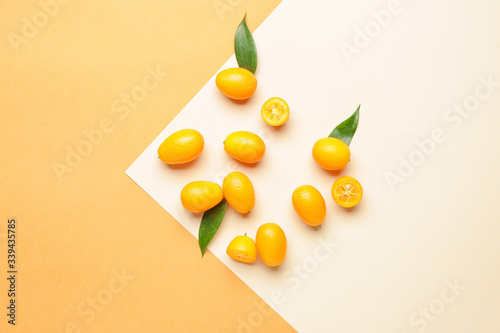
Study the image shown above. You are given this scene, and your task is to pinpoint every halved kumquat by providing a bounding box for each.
[261,97,290,126]
[331,176,363,208]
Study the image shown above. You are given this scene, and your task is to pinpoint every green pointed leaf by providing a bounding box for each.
[235,14,257,73]
[328,105,360,146]
[199,199,227,257]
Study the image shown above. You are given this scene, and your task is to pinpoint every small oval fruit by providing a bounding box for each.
[312,137,351,170]
[224,131,265,163]
[180,181,223,212]
[292,185,326,227]
[226,234,257,264]
[223,172,255,213]
[261,97,290,126]
[256,223,287,267]
[331,176,363,208]
[215,68,257,100]
[158,129,204,165]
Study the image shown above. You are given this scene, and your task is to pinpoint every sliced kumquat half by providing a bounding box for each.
[331,176,363,208]
[261,97,290,126]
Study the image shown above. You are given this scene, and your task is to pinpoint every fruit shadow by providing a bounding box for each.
[230,98,251,106]
[263,265,282,272]
[310,224,324,231]
[323,169,343,177]
[189,212,204,219]
[162,157,201,170]
[257,257,284,271]
[340,201,364,215]
[343,207,357,214]
[237,210,253,220]
[269,123,286,132]
[293,213,323,232]
[233,160,261,169]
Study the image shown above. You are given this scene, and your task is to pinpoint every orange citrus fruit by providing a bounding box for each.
[256,223,287,267]
[331,176,363,208]
[158,129,204,165]
[226,234,257,264]
[261,97,290,126]
[312,137,351,170]
[292,185,326,227]
[224,131,265,163]
[180,181,223,212]
[223,172,255,214]
[215,68,257,100]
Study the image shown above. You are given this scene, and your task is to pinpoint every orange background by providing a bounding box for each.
[0,1,295,332]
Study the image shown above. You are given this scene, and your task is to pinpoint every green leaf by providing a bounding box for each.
[198,199,227,257]
[328,105,360,146]
[235,14,258,73]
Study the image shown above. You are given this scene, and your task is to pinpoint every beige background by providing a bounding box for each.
[1,1,293,332]
[125,1,500,332]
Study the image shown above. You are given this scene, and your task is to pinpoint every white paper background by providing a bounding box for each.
[127,0,500,332]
